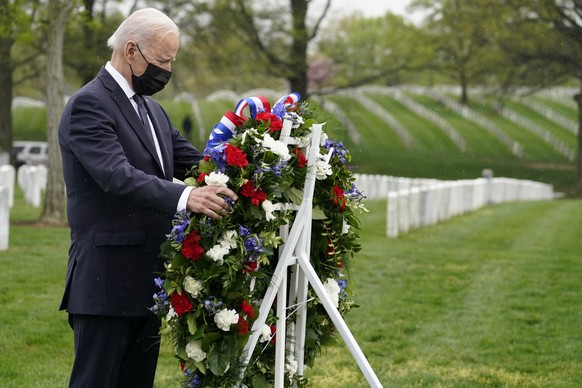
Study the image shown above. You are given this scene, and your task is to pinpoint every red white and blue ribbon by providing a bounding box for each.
[273,92,300,109]
[206,92,301,150]
[234,96,271,118]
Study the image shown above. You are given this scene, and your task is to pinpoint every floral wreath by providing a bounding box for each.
[151,93,368,387]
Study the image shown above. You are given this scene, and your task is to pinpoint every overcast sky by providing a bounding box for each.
[116,1,416,22]
[328,0,412,17]
[319,0,424,25]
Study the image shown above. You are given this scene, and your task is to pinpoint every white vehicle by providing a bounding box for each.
[12,141,48,167]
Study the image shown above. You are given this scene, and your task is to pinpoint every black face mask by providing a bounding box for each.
[131,44,172,96]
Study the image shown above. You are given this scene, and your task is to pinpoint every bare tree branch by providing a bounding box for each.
[308,0,331,40]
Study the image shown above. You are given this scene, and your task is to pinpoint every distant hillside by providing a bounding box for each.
[12,86,579,193]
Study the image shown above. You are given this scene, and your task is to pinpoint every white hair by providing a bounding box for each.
[107,8,179,52]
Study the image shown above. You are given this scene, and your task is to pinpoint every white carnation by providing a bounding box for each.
[166,307,177,321]
[315,159,333,180]
[206,244,230,265]
[221,230,238,249]
[185,340,206,362]
[286,355,298,377]
[342,220,351,234]
[262,199,276,221]
[205,171,229,187]
[258,323,272,343]
[262,134,291,161]
[183,276,204,298]
[323,278,340,308]
[319,131,329,146]
[214,308,239,331]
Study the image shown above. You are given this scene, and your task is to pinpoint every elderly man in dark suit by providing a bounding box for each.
[58,8,237,388]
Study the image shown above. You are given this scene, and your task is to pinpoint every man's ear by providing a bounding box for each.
[125,41,138,63]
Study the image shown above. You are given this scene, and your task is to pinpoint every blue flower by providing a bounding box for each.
[224,196,236,210]
[338,278,348,293]
[324,139,348,163]
[206,144,227,172]
[238,225,250,237]
[272,160,286,177]
[345,183,366,202]
[171,221,189,243]
[149,285,169,316]
[244,234,263,254]
[184,369,202,388]
[204,296,223,315]
[167,210,190,243]
[272,103,286,119]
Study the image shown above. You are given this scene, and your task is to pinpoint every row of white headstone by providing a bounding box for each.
[0,164,48,251]
[352,173,555,238]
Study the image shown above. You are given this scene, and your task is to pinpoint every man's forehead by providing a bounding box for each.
[148,30,179,57]
[151,29,179,46]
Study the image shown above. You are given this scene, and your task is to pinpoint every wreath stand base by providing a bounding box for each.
[239,123,382,387]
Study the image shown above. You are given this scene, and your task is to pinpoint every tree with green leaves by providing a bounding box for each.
[409,0,510,105]
[64,1,125,86]
[315,12,433,92]
[0,0,41,163]
[499,0,582,194]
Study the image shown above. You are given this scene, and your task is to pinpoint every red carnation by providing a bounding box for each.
[293,147,307,168]
[256,112,283,133]
[240,180,267,206]
[181,230,204,260]
[241,300,254,318]
[331,185,347,212]
[269,115,283,133]
[197,172,208,184]
[243,260,258,273]
[224,144,249,168]
[237,316,249,335]
[256,112,270,122]
[170,292,193,316]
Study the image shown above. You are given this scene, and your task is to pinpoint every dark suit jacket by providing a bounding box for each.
[59,67,202,316]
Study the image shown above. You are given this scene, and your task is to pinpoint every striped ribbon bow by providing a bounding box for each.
[206,92,301,151]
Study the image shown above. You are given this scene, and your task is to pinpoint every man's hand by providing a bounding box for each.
[186,186,238,220]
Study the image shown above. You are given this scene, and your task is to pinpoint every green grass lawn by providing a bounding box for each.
[306,199,582,386]
[1,189,581,386]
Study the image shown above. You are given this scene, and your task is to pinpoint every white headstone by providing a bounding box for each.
[398,189,410,234]
[19,165,44,207]
[408,187,420,230]
[0,165,15,208]
[386,192,399,238]
[0,186,8,251]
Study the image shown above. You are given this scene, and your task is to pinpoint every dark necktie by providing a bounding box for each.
[133,94,164,173]
[133,94,154,142]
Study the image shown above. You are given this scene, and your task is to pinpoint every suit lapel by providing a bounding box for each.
[98,69,166,176]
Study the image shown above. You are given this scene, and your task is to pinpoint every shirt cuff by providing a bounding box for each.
[177,186,195,212]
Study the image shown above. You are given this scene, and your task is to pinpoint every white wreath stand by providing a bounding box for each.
[239,122,382,387]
